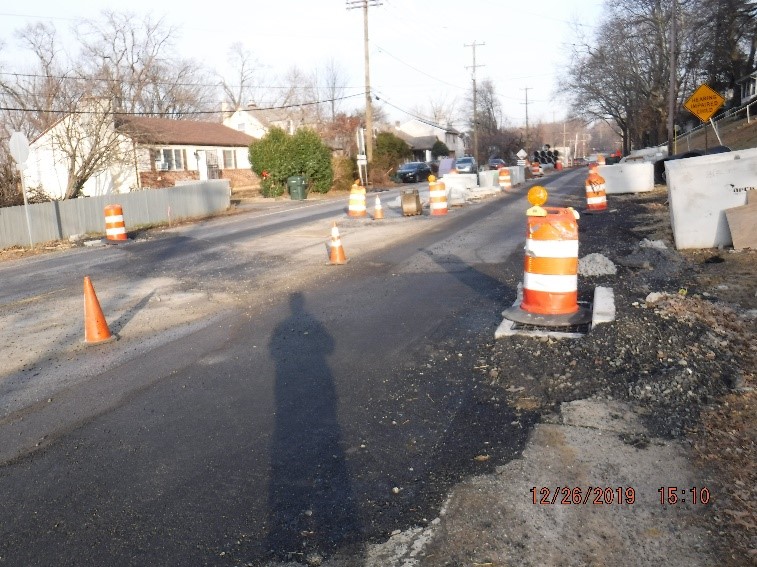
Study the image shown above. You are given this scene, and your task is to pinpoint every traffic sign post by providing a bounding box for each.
[683,84,725,153]
[8,131,34,248]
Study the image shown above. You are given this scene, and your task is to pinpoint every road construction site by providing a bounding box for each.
[0,166,754,566]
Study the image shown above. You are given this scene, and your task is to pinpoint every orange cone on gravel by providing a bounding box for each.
[329,222,348,265]
[83,276,114,344]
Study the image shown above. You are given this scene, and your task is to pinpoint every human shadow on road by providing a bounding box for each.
[266,292,360,562]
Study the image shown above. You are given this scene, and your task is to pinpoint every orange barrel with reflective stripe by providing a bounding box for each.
[531,162,541,177]
[597,154,606,165]
[520,207,580,315]
[429,179,448,216]
[104,204,127,241]
[348,183,366,217]
[585,164,607,211]
[498,167,512,190]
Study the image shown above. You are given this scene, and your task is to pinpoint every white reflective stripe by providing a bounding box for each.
[523,273,577,293]
[106,227,126,235]
[348,205,366,211]
[430,202,447,210]
[429,189,446,198]
[525,238,578,258]
[105,215,124,223]
[586,196,606,204]
[331,238,342,247]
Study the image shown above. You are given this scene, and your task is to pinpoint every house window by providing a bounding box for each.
[223,149,237,169]
[159,148,184,170]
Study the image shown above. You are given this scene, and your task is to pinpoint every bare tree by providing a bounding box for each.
[76,10,217,117]
[219,42,267,110]
[320,58,348,121]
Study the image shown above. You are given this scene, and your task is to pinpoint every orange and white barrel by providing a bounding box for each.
[530,162,541,177]
[348,181,366,218]
[498,167,512,190]
[597,154,606,165]
[428,177,448,216]
[585,166,607,211]
[104,204,127,242]
[521,207,580,315]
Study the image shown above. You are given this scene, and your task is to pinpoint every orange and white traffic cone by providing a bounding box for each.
[585,163,607,212]
[503,186,591,327]
[498,167,512,191]
[428,175,448,216]
[348,180,367,218]
[83,276,115,344]
[328,222,348,265]
[373,196,384,220]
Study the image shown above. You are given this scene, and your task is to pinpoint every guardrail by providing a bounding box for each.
[0,180,230,249]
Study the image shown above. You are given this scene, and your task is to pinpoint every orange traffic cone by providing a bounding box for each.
[329,222,348,265]
[373,196,384,220]
[83,276,114,344]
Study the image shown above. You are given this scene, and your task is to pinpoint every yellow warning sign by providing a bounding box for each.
[683,84,725,122]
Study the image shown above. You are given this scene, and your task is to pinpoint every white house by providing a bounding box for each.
[223,103,301,137]
[393,119,465,160]
[25,110,257,199]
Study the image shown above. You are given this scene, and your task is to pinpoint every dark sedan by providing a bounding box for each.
[396,162,432,183]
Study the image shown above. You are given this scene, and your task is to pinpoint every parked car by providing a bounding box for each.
[396,161,432,183]
[454,156,478,173]
[487,158,506,170]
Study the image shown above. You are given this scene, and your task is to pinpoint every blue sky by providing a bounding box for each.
[0,0,605,129]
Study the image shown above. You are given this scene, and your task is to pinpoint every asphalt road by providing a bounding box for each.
[0,172,579,565]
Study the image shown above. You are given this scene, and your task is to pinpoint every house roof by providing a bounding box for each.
[116,116,256,147]
[396,132,439,151]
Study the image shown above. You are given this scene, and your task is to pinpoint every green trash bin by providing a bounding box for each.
[287,175,308,200]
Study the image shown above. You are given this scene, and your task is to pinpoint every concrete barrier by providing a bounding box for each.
[665,148,757,249]
[478,170,499,188]
[441,174,478,206]
[508,166,525,186]
[597,162,654,194]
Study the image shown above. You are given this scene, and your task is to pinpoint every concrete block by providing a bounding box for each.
[665,148,757,249]
[598,163,654,194]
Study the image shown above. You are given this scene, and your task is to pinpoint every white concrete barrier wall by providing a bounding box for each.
[478,170,499,188]
[665,148,757,249]
[507,166,525,186]
[597,162,654,194]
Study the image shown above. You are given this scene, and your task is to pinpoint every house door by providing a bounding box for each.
[205,151,221,179]
[197,151,208,181]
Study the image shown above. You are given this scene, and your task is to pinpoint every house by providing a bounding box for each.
[24,108,257,199]
[736,69,757,105]
[393,119,466,161]
[223,103,302,137]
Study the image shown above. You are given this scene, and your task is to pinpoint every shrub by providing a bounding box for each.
[372,132,411,185]
[332,155,357,192]
[431,140,450,159]
[248,126,334,197]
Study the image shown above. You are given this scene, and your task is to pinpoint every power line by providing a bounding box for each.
[0,92,365,116]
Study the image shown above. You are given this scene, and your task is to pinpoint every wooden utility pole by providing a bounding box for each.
[522,87,532,151]
[465,41,484,163]
[667,0,678,154]
[347,0,381,162]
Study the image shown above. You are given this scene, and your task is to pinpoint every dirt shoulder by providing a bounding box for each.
[371,186,756,566]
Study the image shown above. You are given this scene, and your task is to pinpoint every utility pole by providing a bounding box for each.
[464,41,484,163]
[347,0,381,163]
[522,87,531,152]
[667,0,678,154]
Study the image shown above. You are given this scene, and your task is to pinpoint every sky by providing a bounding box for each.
[0,0,606,132]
